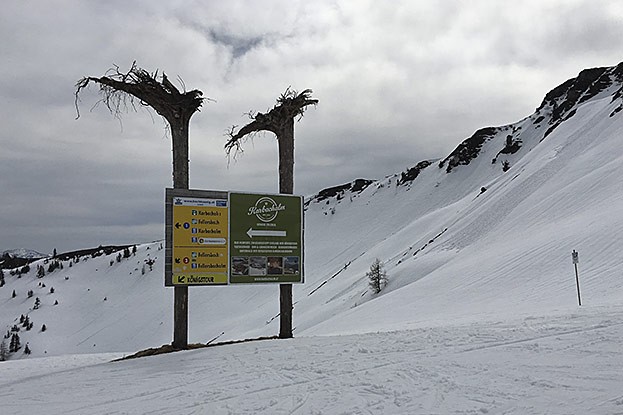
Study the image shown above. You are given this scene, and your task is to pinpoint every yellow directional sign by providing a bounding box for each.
[165,189,304,287]
[165,189,229,286]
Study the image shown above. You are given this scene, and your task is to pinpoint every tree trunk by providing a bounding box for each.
[171,118,189,349]
[278,118,295,339]
[278,118,294,194]
[171,118,190,189]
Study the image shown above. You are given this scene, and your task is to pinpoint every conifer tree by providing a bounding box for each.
[367,258,388,295]
[0,339,8,361]
[33,297,41,309]
[9,333,20,353]
[41,324,47,332]
[11,289,16,298]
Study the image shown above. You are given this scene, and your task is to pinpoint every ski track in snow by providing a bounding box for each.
[1,306,622,415]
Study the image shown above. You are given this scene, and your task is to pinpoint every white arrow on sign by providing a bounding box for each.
[247,228,287,238]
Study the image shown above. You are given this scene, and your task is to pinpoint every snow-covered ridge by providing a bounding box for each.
[1,249,47,260]
[307,62,623,213]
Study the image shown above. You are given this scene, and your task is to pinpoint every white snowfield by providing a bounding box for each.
[2,64,623,413]
[1,306,622,414]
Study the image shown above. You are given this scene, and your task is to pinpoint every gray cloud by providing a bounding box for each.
[1,0,621,252]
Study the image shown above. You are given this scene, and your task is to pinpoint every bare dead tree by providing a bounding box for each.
[75,62,204,189]
[225,87,317,338]
[225,88,318,194]
[75,62,206,349]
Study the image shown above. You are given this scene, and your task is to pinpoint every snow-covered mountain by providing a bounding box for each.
[1,248,47,260]
[1,62,623,414]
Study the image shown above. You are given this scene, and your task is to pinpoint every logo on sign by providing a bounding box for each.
[248,197,285,222]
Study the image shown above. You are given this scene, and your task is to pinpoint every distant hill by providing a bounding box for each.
[1,249,47,260]
[1,249,47,270]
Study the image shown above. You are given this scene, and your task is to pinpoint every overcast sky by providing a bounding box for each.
[1,0,622,253]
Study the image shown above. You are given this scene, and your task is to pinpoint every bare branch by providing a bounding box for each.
[225,88,318,156]
[75,63,205,126]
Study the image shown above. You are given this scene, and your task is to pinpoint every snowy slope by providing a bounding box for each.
[2,307,623,415]
[0,244,171,356]
[298,62,623,335]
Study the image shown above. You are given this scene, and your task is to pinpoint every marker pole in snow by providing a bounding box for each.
[572,250,582,306]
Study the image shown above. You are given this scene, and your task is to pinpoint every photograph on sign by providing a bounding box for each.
[165,189,229,286]
[228,192,304,284]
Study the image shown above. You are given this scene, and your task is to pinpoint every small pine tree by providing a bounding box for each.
[50,287,54,294]
[41,324,47,332]
[37,264,45,278]
[502,160,510,172]
[23,343,31,355]
[33,297,41,309]
[0,339,8,361]
[9,333,20,353]
[11,289,16,298]
[367,258,388,295]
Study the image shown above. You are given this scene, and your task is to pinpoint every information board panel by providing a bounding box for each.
[228,192,304,284]
[165,189,229,286]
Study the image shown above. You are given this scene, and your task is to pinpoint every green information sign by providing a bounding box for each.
[228,192,304,284]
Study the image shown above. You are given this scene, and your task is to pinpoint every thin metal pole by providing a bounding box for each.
[574,263,582,306]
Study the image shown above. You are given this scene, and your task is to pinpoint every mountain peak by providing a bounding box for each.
[1,248,47,260]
